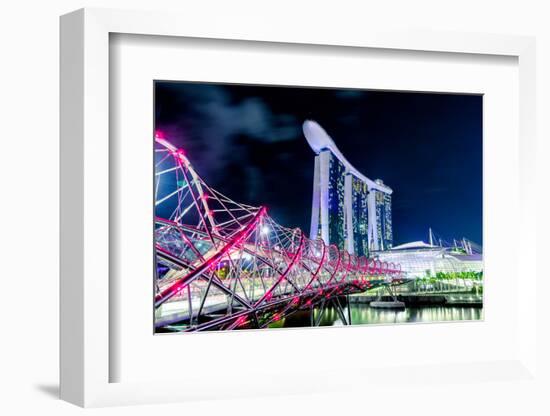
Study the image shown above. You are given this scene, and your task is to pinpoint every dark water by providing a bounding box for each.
[269,304,483,329]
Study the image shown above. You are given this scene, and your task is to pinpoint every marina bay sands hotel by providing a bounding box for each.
[303,120,393,256]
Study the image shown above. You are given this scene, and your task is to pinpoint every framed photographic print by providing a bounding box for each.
[60,7,539,408]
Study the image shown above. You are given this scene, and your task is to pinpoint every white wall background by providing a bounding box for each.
[1,0,549,414]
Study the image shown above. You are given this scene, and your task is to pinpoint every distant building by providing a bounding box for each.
[348,174,370,256]
[304,120,393,255]
[372,179,393,252]
[375,240,483,279]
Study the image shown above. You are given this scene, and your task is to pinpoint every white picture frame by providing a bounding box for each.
[60,7,538,408]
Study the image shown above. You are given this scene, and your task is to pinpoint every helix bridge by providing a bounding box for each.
[154,135,406,332]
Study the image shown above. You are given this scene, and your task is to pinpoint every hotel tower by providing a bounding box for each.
[304,120,393,255]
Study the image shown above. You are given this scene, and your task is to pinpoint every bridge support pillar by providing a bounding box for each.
[311,297,351,327]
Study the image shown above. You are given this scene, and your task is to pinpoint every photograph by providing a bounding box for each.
[153,81,483,333]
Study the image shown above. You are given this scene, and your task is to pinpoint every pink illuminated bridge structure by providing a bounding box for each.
[154,134,407,332]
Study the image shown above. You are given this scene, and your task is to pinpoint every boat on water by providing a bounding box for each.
[369,300,406,309]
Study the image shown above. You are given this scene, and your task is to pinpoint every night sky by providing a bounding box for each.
[155,82,483,246]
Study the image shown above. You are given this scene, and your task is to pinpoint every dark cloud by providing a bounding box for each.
[334,89,364,99]
[155,83,302,196]
[157,83,300,142]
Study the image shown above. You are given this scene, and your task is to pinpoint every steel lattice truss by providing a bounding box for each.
[154,135,405,332]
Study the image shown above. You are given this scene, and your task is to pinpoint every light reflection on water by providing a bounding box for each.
[273,304,483,328]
